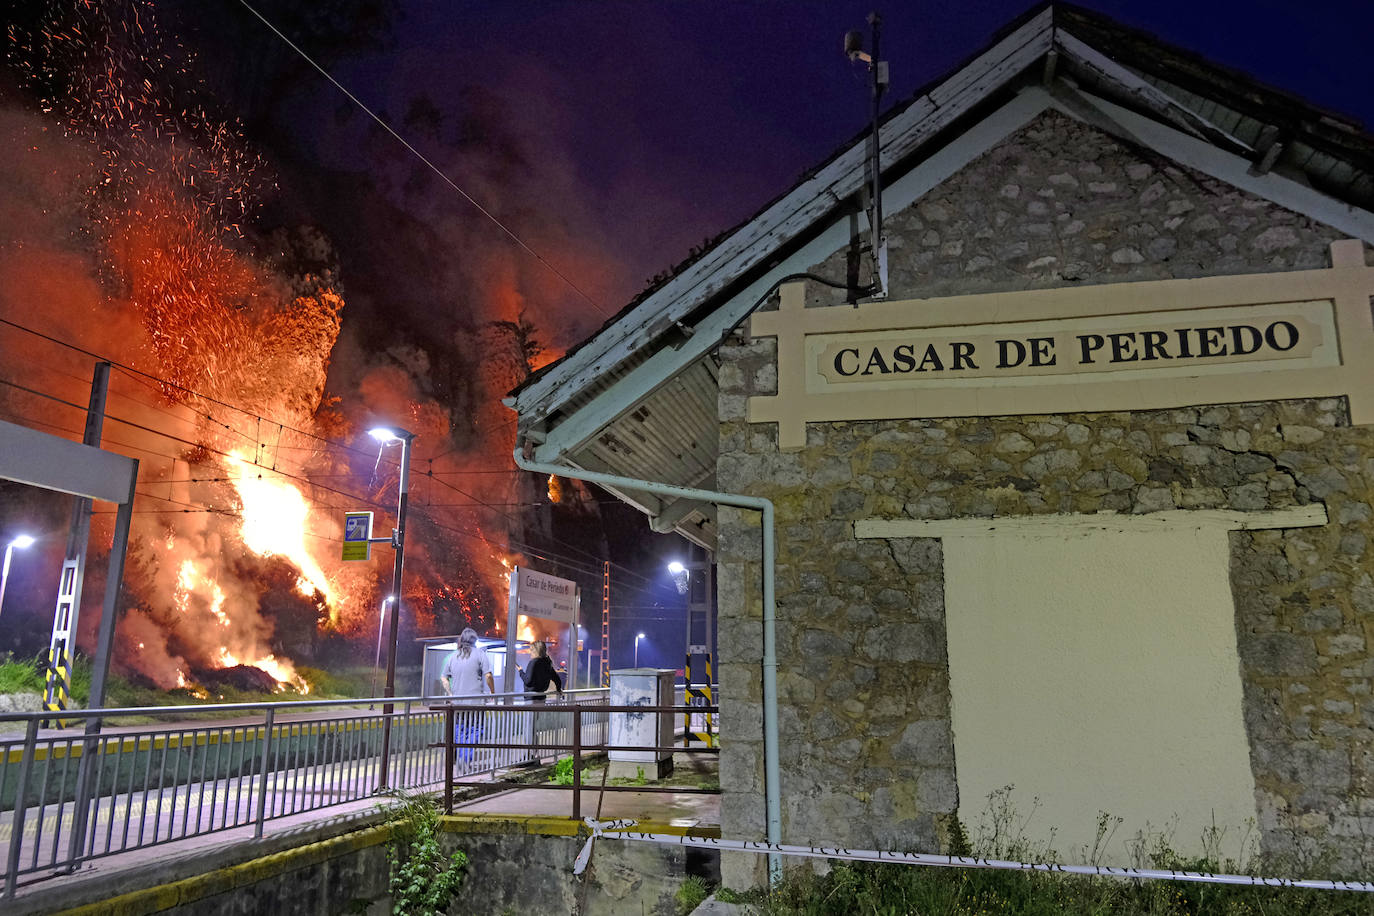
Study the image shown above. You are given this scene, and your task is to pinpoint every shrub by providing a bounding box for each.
[675,875,710,914]
[387,795,467,915]
[552,756,581,786]
[0,653,45,694]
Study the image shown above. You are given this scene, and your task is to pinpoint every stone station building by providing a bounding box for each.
[508,3,1374,885]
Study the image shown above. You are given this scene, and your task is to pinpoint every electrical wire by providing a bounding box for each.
[234,0,611,320]
[1,362,665,589]
[0,318,526,476]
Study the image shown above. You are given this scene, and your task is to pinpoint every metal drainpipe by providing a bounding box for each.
[513,448,783,884]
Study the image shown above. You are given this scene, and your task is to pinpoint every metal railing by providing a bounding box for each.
[0,684,718,897]
[436,699,721,820]
[0,689,602,897]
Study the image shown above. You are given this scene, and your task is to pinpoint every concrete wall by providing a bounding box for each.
[716,110,1374,885]
[33,815,717,916]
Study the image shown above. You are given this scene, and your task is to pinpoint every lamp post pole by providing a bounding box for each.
[635,632,645,667]
[373,429,414,791]
[0,535,35,621]
[370,596,393,702]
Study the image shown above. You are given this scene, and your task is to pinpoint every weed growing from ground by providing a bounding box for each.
[675,875,710,914]
[386,794,467,916]
[552,756,581,786]
[723,790,1371,915]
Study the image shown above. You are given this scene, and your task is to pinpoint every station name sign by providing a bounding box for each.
[512,567,577,624]
[815,308,1321,385]
[748,242,1374,450]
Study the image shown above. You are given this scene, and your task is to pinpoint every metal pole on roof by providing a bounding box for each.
[512,447,783,885]
[846,12,890,298]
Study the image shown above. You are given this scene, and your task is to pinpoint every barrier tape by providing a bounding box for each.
[573,818,1374,892]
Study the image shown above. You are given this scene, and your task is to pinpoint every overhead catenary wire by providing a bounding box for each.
[419,470,659,586]
[0,319,374,463]
[234,0,610,320]
[1,385,651,585]
[0,318,535,479]
[0,423,650,595]
[1,354,667,588]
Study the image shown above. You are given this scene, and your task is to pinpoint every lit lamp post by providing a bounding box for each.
[370,596,395,701]
[667,560,688,594]
[635,632,646,667]
[0,534,35,621]
[369,426,414,791]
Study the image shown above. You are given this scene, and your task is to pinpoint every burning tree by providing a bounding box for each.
[2,0,590,694]
[3,1,381,690]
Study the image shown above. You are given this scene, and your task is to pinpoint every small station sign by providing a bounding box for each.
[341,511,374,561]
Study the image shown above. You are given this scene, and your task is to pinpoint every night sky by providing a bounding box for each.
[221,0,1374,347]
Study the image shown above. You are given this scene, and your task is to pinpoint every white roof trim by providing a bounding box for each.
[520,12,1374,473]
[1054,30,1254,154]
[535,87,1059,464]
[513,7,1056,426]
[1063,86,1374,244]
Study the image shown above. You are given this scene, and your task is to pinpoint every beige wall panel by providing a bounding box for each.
[942,526,1256,864]
[751,240,1374,448]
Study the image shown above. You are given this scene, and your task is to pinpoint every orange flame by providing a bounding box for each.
[170,538,309,693]
[225,451,335,604]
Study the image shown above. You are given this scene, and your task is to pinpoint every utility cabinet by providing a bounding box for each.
[608,668,676,780]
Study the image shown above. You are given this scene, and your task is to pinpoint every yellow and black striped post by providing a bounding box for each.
[683,651,715,747]
[44,644,72,715]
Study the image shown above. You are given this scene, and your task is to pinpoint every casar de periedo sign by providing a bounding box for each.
[513,567,577,624]
[815,309,1321,386]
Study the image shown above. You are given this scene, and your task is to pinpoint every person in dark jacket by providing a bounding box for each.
[518,640,565,762]
[518,640,564,702]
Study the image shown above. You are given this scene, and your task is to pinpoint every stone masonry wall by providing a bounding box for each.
[20,819,716,916]
[715,110,1372,885]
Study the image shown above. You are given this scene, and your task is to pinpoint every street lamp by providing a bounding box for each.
[635,632,646,667]
[0,534,35,621]
[667,560,688,595]
[369,425,415,790]
[370,596,395,700]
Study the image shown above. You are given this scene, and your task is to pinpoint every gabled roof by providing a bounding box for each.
[507,2,1374,548]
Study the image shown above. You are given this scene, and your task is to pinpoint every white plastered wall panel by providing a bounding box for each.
[858,507,1327,865]
[942,524,1253,863]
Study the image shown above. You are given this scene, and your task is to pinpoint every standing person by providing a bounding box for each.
[518,641,564,762]
[517,640,565,702]
[443,628,494,773]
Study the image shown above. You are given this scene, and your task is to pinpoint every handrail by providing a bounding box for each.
[0,691,534,724]
[0,683,705,725]
[3,687,647,897]
[437,701,720,820]
[2,686,713,897]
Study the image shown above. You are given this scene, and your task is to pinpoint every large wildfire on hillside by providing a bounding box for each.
[0,1,585,692]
